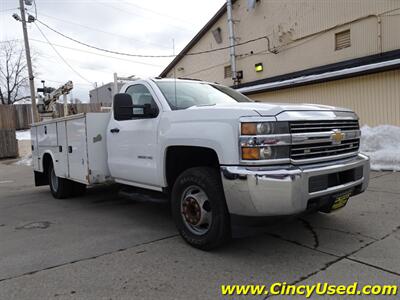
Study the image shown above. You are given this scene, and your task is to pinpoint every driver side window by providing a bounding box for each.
[126,84,158,117]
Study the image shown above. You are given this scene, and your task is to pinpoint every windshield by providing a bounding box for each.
[155,80,252,110]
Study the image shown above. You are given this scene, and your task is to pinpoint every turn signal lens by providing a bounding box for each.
[241,147,260,160]
[241,123,257,135]
[241,121,289,135]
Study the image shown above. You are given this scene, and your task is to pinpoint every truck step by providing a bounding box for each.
[118,186,168,204]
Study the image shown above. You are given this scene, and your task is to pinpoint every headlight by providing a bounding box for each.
[240,121,290,162]
[241,146,290,160]
[241,122,289,135]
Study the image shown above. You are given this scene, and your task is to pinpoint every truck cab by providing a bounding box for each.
[31,78,370,249]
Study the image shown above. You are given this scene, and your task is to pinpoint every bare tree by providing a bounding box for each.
[0,41,30,105]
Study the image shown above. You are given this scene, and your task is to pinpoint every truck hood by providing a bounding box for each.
[188,102,352,117]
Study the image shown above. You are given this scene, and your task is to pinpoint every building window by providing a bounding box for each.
[335,29,351,51]
[212,27,223,44]
[224,65,232,78]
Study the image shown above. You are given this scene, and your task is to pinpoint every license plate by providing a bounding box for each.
[331,191,352,210]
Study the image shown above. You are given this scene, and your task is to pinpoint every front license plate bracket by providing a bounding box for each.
[331,190,353,211]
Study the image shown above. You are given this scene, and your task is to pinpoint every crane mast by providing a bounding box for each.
[37,81,74,119]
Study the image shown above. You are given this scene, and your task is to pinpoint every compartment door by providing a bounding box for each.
[55,121,69,178]
[37,123,58,147]
[66,118,89,184]
[31,127,40,171]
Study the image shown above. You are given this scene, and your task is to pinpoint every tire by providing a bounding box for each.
[71,182,87,197]
[48,161,72,199]
[171,167,231,250]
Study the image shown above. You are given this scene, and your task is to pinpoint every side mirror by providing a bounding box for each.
[143,103,158,117]
[113,93,158,120]
[113,93,133,121]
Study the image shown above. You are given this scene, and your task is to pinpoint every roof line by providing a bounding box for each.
[159,2,229,77]
[237,56,400,94]
[234,49,400,90]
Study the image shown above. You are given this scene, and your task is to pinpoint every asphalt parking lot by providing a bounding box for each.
[0,162,399,299]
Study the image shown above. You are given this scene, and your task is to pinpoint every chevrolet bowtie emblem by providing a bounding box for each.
[331,129,345,144]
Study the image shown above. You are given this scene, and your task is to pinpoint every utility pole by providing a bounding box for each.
[227,0,238,85]
[113,73,118,97]
[18,0,39,123]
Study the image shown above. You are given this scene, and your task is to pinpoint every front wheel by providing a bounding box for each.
[171,167,231,250]
[48,162,72,199]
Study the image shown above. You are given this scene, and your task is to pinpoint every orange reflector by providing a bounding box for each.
[242,147,260,160]
[241,123,257,135]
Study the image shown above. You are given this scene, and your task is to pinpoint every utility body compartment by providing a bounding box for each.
[32,113,111,185]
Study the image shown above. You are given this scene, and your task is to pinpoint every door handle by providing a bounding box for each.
[110,128,120,133]
[68,146,73,153]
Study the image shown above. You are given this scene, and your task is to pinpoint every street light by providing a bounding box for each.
[13,13,35,23]
[12,13,21,21]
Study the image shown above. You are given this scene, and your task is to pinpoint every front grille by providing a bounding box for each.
[291,138,359,160]
[290,120,359,133]
[289,120,360,162]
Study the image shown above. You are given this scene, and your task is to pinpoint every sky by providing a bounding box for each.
[0,0,225,101]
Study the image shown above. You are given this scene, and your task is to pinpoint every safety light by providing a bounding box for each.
[255,63,263,72]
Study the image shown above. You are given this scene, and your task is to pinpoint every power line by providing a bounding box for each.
[32,0,37,19]
[36,19,272,58]
[0,7,18,13]
[34,22,94,85]
[187,36,271,56]
[29,38,163,68]
[96,1,193,33]
[36,19,176,58]
[39,78,92,87]
[37,12,170,49]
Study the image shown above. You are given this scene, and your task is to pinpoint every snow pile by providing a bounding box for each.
[360,125,400,171]
[14,155,32,167]
[14,130,32,166]
[16,130,31,140]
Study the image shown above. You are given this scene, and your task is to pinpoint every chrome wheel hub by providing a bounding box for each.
[181,185,212,235]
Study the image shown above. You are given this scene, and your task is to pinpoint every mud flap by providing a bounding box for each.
[34,171,48,186]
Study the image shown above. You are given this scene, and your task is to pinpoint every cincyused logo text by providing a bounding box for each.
[221,282,399,297]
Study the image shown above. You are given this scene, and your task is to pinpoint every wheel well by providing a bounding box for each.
[42,153,53,177]
[165,146,219,189]
[34,153,53,186]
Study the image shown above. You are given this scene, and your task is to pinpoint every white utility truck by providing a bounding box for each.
[31,78,370,249]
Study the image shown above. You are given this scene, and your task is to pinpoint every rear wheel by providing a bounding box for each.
[48,162,72,199]
[171,167,230,250]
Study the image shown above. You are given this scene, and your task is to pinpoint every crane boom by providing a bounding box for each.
[38,81,73,118]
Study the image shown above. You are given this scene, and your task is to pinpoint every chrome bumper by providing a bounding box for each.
[221,153,370,217]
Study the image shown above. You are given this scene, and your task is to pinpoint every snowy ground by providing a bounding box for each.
[13,126,400,171]
[14,155,32,167]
